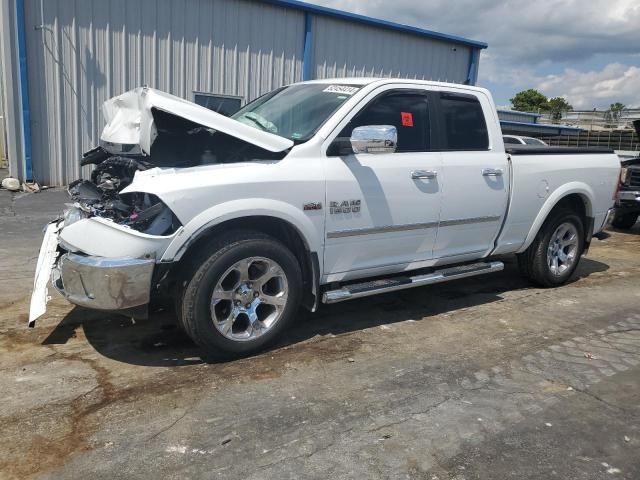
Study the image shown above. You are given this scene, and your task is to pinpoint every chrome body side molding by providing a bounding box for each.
[327,216,502,239]
[327,221,438,239]
[439,215,502,227]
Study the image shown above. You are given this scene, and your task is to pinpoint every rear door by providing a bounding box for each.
[433,91,509,259]
[323,87,442,279]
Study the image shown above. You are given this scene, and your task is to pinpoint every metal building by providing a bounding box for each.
[0,0,487,186]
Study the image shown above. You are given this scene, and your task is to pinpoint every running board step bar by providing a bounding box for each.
[322,261,504,304]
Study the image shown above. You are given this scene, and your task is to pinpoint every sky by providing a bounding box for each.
[307,0,640,110]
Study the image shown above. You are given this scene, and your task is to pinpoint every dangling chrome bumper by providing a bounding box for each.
[28,220,156,327]
[52,253,155,311]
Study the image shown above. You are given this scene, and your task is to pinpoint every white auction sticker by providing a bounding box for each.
[323,85,359,95]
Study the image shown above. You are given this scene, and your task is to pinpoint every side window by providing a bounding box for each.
[439,93,489,151]
[340,91,431,153]
[503,137,519,144]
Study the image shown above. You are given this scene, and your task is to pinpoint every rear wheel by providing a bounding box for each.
[611,211,638,230]
[517,209,584,287]
[180,231,302,357]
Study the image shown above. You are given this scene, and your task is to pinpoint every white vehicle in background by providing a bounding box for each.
[30,79,620,357]
[503,135,549,146]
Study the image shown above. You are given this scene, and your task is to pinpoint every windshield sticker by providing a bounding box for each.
[323,85,359,95]
[401,112,414,127]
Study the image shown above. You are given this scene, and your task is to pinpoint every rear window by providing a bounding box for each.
[440,93,489,151]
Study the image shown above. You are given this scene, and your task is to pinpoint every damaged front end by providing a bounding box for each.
[29,86,293,327]
[66,146,180,237]
[29,147,182,327]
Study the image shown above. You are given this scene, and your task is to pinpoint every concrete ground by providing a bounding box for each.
[1,188,639,479]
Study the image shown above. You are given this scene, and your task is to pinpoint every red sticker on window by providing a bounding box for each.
[401,112,414,127]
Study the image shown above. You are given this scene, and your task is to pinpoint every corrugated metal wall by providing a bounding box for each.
[20,0,477,186]
[310,15,471,83]
[24,0,305,185]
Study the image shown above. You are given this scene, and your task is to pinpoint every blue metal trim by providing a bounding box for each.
[302,12,313,81]
[466,48,480,85]
[16,0,33,180]
[471,50,480,84]
[500,120,583,135]
[260,0,488,50]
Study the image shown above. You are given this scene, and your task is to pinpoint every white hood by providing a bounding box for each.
[100,87,294,154]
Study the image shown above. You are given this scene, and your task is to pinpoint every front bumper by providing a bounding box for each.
[53,253,155,311]
[600,208,615,230]
[617,190,640,203]
[618,190,640,203]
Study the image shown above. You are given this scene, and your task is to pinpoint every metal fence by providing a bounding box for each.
[539,109,640,131]
[547,130,640,151]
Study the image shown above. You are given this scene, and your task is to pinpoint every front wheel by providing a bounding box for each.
[517,209,584,287]
[180,231,302,357]
[611,211,638,230]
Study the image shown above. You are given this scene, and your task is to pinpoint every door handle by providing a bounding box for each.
[482,168,503,177]
[412,170,438,179]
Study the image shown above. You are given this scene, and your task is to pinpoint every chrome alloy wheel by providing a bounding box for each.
[547,222,579,276]
[210,257,289,341]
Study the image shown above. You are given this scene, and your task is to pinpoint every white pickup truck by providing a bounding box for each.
[30,79,620,356]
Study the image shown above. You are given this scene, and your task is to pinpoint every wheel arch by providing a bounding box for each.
[517,184,594,254]
[162,205,322,311]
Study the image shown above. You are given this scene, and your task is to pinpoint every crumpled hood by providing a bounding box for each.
[100,87,294,154]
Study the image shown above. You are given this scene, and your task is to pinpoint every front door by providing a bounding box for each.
[323,89,442,280]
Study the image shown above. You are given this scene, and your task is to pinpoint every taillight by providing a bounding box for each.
[613,167,626,200]
[620,167,629,185]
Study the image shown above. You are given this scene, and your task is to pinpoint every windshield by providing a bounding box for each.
[232,83,362,142]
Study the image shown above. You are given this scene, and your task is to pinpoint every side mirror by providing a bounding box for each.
[350,125,397,154]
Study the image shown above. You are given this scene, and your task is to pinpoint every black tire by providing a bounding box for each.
[180,230,302,357]
[517,208,584,287]
[611,211,638,230]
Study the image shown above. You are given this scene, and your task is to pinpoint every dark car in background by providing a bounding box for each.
[612,120,640,229]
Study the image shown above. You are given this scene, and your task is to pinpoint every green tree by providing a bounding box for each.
[607,102,626,123]
[546,97,573,122]
[510,89,548,113]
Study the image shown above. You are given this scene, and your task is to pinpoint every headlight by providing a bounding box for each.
[63,205,88,226]
[620,167,629,185]
[119,193,181,236]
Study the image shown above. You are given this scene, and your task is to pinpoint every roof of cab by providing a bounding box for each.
[297,77,491,95]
